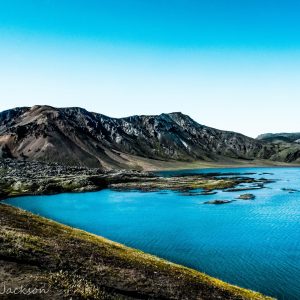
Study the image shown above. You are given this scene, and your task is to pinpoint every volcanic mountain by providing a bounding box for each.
[0,105,299,169]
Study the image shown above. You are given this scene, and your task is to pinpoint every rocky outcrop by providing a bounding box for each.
[0,159,153,200]
[237,194,256,200]
[204,200,233,204]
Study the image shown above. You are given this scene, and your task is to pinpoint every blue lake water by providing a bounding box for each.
[4,167,300,299]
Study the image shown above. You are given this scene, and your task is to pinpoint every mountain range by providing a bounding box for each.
[0,105,300,170]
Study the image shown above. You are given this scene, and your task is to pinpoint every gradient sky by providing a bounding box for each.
[0,0,300,137]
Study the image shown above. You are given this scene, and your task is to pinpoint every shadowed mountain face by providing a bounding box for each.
[0,105,299,169]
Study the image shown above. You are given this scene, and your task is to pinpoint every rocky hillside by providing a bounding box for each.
[257,132,300,144]
[0,105,300,169]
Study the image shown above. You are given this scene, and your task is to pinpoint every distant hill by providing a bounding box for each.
[1,105,300,169]
[257,132,300,144]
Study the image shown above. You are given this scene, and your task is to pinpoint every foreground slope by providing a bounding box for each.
[0,204,273,300]
[1,105,299,169]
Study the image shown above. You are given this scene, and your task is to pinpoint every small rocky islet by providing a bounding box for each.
[204,199,234,205]
[203,193,256,204]
[281,188,300,193]
[237,194,256,200]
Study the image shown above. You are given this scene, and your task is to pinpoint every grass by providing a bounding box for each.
[45,271,108,299]
[0,203,274,299]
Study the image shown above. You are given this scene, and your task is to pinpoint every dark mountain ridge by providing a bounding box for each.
[0,105,299,169]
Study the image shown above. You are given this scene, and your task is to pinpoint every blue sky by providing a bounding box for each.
[0,0,299,137]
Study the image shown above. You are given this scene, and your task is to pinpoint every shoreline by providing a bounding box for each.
[129,156,300,171]
[0,203,274,299]
[155,163,300,172]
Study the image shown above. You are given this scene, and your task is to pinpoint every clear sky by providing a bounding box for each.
[0,0,300,137]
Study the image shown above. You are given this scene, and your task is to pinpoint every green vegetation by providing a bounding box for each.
[110,176,262,193]
[0,203,274,299]
[0,174,112,201]
[0,167,7,176]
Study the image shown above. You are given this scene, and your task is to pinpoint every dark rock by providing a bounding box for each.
[282,188,300,193]
[204,199,233,205]
[237,194,256,200]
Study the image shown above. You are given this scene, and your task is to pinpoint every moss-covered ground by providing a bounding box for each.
[0,204,274,299]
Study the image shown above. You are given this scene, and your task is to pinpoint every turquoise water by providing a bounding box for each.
[4,167,300,299]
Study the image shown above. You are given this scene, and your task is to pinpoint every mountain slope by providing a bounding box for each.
[0,105,300,169]
[257,132,300,144]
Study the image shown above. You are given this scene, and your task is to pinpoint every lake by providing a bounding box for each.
[4,167,300,299]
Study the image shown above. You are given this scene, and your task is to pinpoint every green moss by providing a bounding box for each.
[0,227,50,256]
[200,179,236,190]
[0,167,8,176]
[111,177,240,193]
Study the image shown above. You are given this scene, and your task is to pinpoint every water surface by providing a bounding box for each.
[4,167,300,299]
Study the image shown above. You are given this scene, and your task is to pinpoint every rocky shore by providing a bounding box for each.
[0,159,154,200]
